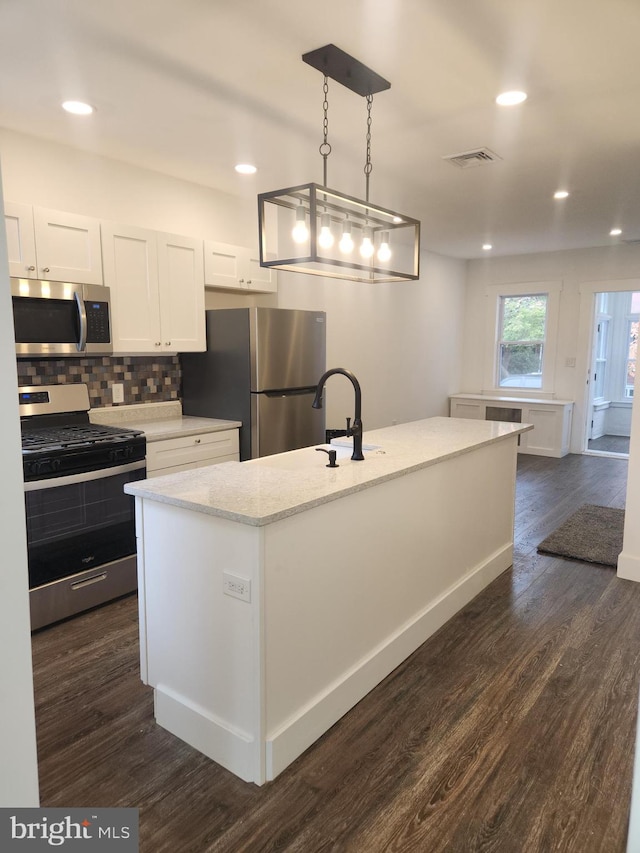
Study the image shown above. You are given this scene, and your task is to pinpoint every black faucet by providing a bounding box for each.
[312,368,365,461]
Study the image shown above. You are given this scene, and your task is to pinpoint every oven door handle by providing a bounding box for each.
[24,459,146,492]
[75,290,88,352]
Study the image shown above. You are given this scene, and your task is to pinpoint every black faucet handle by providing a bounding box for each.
[316,447,339,468]
[346,417,352,435]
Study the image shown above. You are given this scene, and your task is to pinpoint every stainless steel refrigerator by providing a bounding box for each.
[180,307,326,460]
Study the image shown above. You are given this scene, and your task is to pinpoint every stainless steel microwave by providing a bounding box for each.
[11,277,113,358]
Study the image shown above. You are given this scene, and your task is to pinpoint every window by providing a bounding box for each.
[497,294,548,389]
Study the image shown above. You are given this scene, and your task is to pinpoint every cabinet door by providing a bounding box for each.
[450,399,484,419]
[247,250,277,293]
[101,222,162,353]
[32,207,103,284]
[520,405,564,457]
[157,232,205,352]
[203,240,247,289]
[4,202,37,278]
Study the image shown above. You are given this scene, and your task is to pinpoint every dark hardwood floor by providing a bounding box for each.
[31,452,638,852]
[588,434,630,455]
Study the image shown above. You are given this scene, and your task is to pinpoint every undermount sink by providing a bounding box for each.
[330,439,382,452]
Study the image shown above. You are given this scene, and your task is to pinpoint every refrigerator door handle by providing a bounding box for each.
[261,387,318,397]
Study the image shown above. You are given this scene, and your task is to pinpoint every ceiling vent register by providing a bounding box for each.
[443,148,502,169]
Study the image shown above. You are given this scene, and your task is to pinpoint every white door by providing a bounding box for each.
[584,290,637,455]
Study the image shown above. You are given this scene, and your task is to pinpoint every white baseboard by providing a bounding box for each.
[265,543,512,781]
[154,684,258,784]
[617,551,640,583]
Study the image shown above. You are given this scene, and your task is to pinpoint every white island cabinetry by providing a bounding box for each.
[126,416,532,785]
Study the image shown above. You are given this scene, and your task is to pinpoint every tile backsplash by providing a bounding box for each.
[17,356,181,408]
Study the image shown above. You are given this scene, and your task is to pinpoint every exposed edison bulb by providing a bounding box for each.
[318,213,334,249]
[339,220,354,254]
[292,203,309,244]
[377,231,392,263]
[360,226,375,259]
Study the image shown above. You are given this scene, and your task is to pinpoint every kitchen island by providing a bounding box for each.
[125,416,532,785]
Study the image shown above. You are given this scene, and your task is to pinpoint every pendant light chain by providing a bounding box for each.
[319,76,332,187]
[364,94,373,203]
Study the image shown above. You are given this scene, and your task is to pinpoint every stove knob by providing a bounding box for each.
[51,458,61,472]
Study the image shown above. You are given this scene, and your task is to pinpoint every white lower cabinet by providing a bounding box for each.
[145,429,239,478]
[450,394,574,457]
[204,240,277,293]
[102,222,205,354]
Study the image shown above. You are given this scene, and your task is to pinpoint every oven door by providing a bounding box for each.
[24,460,145,629]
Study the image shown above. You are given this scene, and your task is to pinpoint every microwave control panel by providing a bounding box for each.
[85,301,111,343]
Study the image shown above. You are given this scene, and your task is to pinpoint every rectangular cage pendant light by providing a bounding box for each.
[258,183,420,283]
[257,45,421,283]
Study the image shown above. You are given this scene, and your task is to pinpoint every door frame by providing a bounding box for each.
[577,280,639,456]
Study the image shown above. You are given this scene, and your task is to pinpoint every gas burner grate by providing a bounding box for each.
[21,423,144,453]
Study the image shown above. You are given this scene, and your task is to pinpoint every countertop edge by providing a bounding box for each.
[125,423,531,527]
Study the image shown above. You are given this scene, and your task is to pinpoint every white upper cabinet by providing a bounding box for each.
[156,232,205,352]
[101,223,161,352]
[4,202,37,277]
[4,202,103,284]
[204,240,277,293]
[101,222,205,355]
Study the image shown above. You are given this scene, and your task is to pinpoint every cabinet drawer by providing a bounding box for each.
[146,429,239,475]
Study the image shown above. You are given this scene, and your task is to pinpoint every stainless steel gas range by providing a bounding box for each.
[19,384,146,630]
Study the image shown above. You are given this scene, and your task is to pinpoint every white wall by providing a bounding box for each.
[0,127,467,430]
[0,128,255,243]
[0,159,39,805]
[276,251,467,429]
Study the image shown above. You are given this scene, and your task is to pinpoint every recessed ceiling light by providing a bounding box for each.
[610,228,622,236]
[554,190,569,200]
[61,100,94,116]
[235,163,257,175]
[496,91,527,106]
[482,243,493,251]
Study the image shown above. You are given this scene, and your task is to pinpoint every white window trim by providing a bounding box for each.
[483,281,562,398]
[625,314,638,399]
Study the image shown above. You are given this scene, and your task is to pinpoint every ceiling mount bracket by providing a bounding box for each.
[302,44,390,97]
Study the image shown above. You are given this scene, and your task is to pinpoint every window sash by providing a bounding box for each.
[497,295,548,389]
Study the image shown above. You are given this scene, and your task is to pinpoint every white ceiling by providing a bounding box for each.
[1,0,640,259]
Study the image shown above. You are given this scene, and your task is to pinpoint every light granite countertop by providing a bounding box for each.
[90,401,241,441]
[124,416,532,527]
